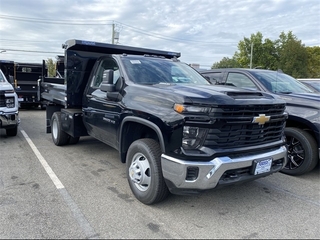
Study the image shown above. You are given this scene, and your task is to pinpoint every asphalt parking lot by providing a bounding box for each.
[0,109,319,239]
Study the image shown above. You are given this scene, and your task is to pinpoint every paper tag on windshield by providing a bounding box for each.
[130,60,141,64]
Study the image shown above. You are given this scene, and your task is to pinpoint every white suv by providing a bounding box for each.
[0,69,20,136]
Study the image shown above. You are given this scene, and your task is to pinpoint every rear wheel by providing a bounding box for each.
[281,127,318,175]
[51,112,69,146]
[126,138,169,205]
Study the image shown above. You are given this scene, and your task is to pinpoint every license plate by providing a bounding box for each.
[253,158,272,175]
[18,98,24,102]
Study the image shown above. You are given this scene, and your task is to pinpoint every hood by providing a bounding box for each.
[277,92,320,109]
[0,80,15,92]
[124,83,285,108]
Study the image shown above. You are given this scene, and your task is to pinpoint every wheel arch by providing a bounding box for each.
[286,116,319,148]
[119,116,165,163]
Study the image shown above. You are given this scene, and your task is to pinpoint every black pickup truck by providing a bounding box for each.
[200,68,320,176]
[40,39,288,204]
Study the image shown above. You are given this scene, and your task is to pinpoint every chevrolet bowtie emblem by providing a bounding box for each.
[252,114,270,125]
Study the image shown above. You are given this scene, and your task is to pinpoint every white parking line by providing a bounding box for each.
[21,130,65,189]
[20,130,99,239]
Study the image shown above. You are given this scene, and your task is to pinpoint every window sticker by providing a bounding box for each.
[130,60,141,64]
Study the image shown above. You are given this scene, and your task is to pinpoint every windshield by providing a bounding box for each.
[301,81,320,91]
[251,71,316,94]
[121,56,210,85]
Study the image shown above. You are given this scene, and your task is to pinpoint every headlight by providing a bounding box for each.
[182,126,208,149]
[6,98,15,108]
[174,104,210,113]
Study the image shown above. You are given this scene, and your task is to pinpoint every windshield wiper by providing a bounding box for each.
[278,91,292,94]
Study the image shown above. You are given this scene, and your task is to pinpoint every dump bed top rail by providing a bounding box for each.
[63,39,181,59]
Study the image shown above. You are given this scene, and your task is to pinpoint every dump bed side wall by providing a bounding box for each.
[64,50,108,108]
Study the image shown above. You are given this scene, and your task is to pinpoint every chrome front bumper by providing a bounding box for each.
[0,111,20,128]
[161,145,287,192]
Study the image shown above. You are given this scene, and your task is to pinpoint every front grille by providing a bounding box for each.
[203,104,286,149]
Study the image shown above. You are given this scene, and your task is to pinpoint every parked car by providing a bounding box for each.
[200,68,320,176]
[0,69,20,136]
[298,79,320,92]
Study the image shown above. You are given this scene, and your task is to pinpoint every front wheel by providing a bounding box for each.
[68,136,80,144]
[126,138,169,205]
[51,112,69,146]
[281,127,318,175]
[6,125,18,136]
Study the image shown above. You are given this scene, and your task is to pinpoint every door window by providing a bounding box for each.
[226,73,257,90]
[91,58,119,88]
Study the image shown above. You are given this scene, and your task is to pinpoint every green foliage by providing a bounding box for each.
[306,46,320,78]
[46,58,56,77]
[211,31,319,78]
[212,57,241,68]
[276,31,308,78]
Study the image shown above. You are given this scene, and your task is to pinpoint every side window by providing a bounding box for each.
[91,58,119,88]
[226,73,257,90]
[204,72,222,84]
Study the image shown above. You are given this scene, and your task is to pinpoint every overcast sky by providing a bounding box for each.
[0,0,319,69]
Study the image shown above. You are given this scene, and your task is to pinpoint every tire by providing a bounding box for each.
[68,136,80,145]
[281,127,318,175]
[51,112,69,146]
[6,125,18,136]
[126,138,169,205]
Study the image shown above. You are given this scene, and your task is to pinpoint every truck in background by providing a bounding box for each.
[200,68,320,176]
[14,62,45,109]
[0,60,48,109]
[40,39,288,204]
[0,60,15,85]
[0,68,20,136]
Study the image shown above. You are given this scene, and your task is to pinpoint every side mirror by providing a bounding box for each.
[100,69,115,92]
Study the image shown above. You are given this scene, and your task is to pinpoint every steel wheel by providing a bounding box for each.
[51,112,69,146]
[129,153,151,192]
[126,138,169,205]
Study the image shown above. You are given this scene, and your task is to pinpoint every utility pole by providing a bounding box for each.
[111,23,120,44]
[112,23,115,44]
[250,42,253,69]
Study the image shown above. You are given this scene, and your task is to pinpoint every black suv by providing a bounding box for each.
[200,68,320,175]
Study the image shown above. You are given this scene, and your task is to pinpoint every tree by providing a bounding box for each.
[46,58,56,77]
[275,31,308,78]
[306,46,320,78]
[214,32,279,70]
[211,57,241,68]
[211,31,313,78]
[234,32,279,69]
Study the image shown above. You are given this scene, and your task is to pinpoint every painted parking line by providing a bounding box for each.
[20,129,99,239]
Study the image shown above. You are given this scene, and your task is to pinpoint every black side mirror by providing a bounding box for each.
[100,69,115,92]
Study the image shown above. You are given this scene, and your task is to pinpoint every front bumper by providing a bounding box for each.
[0,111,20,128]
[161,145,287,194]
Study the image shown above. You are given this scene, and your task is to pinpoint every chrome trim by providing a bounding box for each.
[0,111,20,127]
[161,146,287,190]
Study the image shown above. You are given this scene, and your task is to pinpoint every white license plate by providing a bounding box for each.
[18,98,24,102]
[253,158,272,175]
